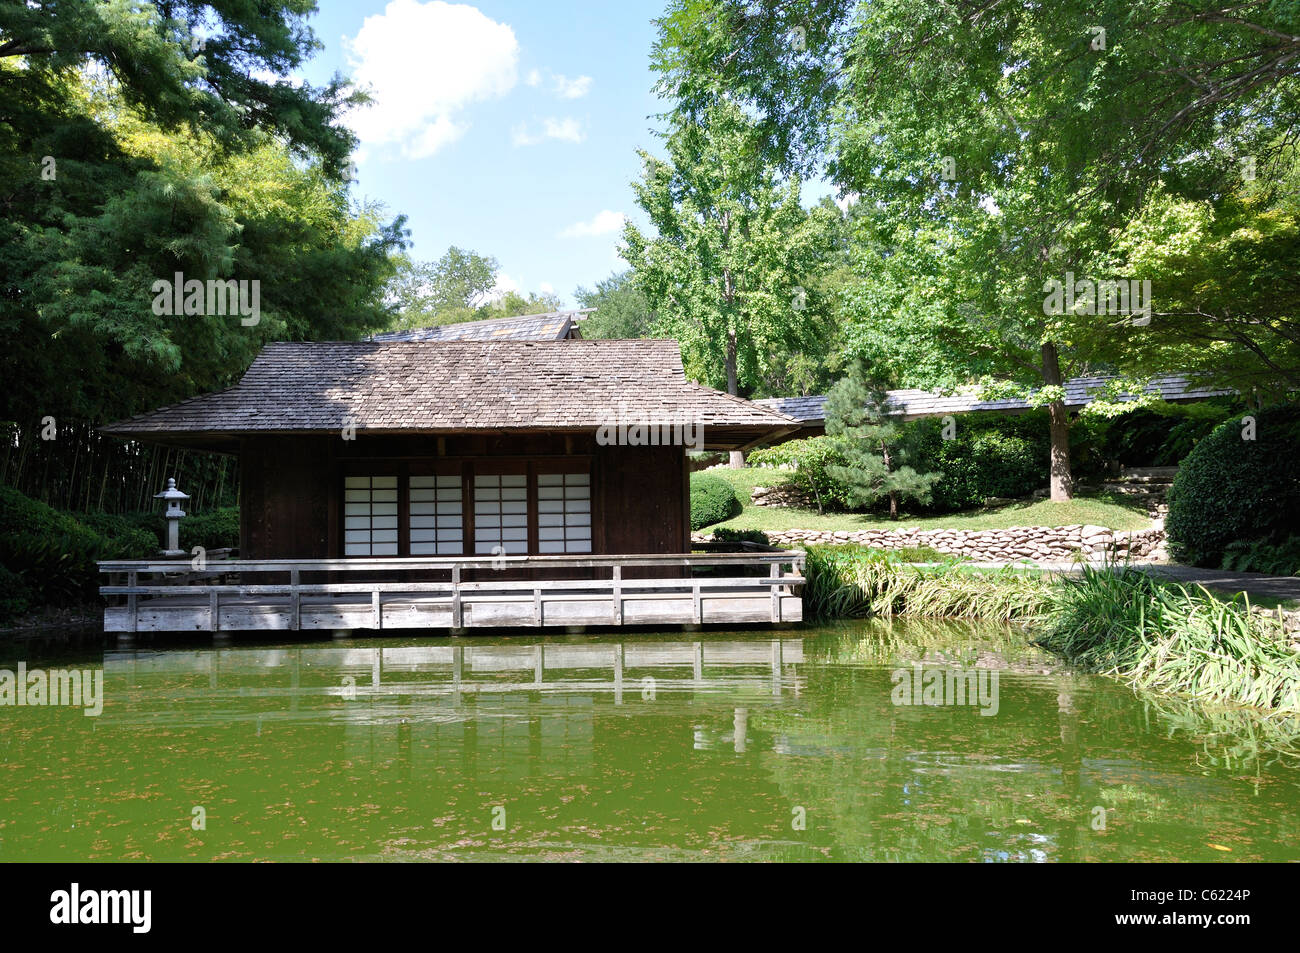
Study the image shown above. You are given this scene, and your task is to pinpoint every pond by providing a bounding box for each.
[1,621,1298,861]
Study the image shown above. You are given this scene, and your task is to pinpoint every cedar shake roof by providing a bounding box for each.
[102,339,800,452]
[369,310,589,343]
[756,373,1233,431]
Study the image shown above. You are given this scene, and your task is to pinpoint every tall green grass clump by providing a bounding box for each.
[1040,566,1300,713]
[802,545,1051,622]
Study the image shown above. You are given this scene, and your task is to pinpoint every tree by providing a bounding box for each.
[574,271,655,339]
[1102,151,1300,399]
[387,247,499,329]
[647,0,1300,498]
[0,0,362,175]
[824,362,940,519]
[622,101,836,465]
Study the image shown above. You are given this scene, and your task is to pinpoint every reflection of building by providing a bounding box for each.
[102,638,804,714]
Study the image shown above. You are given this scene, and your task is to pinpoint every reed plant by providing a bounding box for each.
[802,545,1051,623]
[1039,565,1300,713]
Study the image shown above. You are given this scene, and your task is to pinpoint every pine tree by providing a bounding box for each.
[824,363,940,519]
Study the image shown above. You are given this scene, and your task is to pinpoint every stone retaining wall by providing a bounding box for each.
[696,524,1168,561]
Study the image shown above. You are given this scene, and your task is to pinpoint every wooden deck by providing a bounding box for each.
[98,553,805,634]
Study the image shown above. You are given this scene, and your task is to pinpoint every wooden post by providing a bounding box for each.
[451,565,462,628]
[371,589,381,629]
[127,571,138,633]
[533,586,542,626]
[209,589,219,632]
[611,564,621,625]
[291,568,301,631]
[692,581,702,624]
[770,561,781,623]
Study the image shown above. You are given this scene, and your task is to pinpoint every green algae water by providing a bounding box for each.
[2,621,1299,862]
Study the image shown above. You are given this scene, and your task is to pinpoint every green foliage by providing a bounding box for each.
[0,486,113,605]
[73,511,158,558]
[906,414,1048,510]
[622,100,837,395]
[1166,406,1300,566]
[1221,538,1300,577]
[689,473,741,529]
[650,0,1300,494]
[386,247,500,328]
[748,437,855,512]
[179,507,240,552]
[802,546,1049,622]
[823,363,940,516]
[574,270,655,339]
[0,0,363,175]
[706,527,771,546]
[1041,566,1300,712]
[0,488,238,615]
[0,564,33,622]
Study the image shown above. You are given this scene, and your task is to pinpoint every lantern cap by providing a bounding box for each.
[154,477,190,501]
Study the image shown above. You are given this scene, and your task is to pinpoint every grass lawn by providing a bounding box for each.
[700,466,1154,533]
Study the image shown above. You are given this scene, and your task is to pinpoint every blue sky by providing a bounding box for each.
[296,0,669,306]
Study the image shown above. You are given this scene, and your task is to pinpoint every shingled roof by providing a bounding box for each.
[369,310,589,343]
[755,373,1232,431]
[102,339,800,452]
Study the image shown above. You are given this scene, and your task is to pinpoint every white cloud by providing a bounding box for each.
[559,210,626,238]
[512,116,585,147]
[538,282,555,294]
[551,73,592,99]
[484,271,520,303]
[344,0,519,160]
[525,68,542,87]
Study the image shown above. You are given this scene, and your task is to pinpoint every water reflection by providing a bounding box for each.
[0,627,1296,862]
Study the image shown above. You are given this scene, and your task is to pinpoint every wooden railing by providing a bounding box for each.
[98,552,806,632]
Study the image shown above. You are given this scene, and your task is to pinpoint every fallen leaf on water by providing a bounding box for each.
[1208,843,1232,852]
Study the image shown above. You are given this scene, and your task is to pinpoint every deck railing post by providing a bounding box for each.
[611,564,621,625]
[290,569,301,631]
[451,565,462,628]
[770,562,781,623]
[127,571,138,633]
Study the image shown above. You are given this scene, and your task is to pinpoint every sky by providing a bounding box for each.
[295,0,671,307]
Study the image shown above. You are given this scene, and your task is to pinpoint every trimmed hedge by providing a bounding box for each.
[1166,406,1300,566]
[0,485,240,621]
[907,414,1049,511]
[689,473,741,530]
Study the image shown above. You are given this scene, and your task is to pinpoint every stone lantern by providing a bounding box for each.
[154,477,190,557]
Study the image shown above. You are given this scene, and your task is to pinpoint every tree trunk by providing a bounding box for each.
[726,325,745,468]
[881,439,898,518]
[1041,341,1073,501]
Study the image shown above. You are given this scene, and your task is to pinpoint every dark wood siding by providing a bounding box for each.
[595,442,686,554]
[240,436,335,558]
[238,433,688,558]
